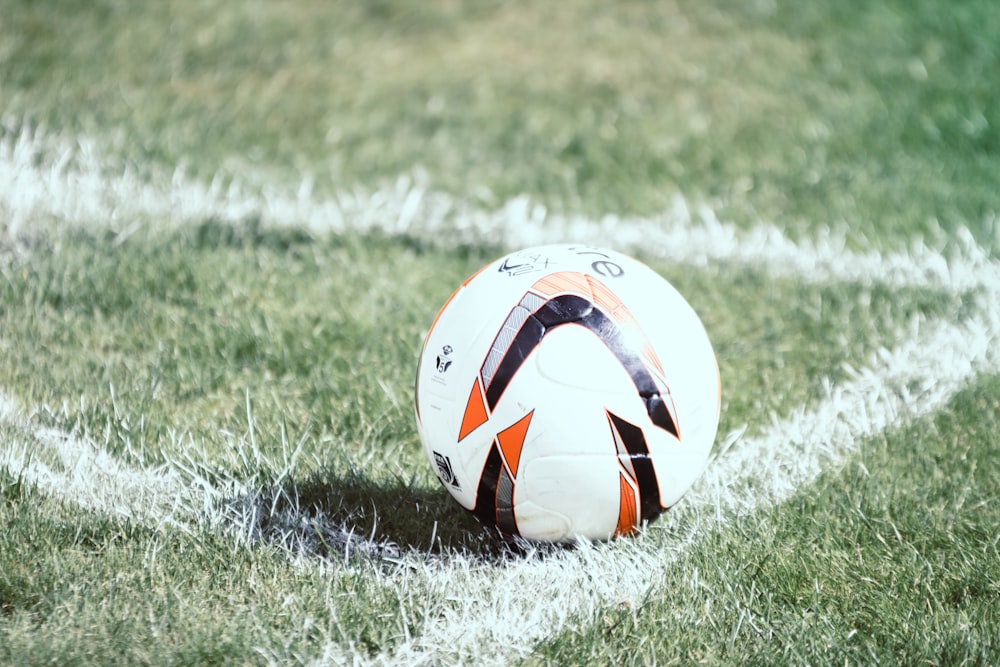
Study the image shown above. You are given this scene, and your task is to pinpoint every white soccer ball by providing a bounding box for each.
[415,244,721,542]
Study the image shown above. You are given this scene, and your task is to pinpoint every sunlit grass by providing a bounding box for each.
[0,224,968,475]
[1,0,999,664]
[532,376,1000,666]
[2,0,997,247]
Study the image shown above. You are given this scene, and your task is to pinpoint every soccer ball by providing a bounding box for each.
[415,244,721,542]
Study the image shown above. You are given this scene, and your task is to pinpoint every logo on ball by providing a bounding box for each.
[436,345,454,373]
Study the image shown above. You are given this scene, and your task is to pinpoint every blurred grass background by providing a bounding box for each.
[3,0,997,247]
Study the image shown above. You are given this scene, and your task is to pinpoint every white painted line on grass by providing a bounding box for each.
[0,391,405,563]
[3,126,1000,664]
[0,393,226,529]
[3,303,997,665]
[376,305,1000,665]
[2,126,998,294]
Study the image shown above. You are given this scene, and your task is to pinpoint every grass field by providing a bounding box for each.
[2,0,999,664]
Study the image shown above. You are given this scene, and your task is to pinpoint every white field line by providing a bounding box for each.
[3,126,1000,664]
[0,393,401,561]
[2,126,999,293]
[0,394,236,530]
[377,306,1000,665]
[2,304,997,666]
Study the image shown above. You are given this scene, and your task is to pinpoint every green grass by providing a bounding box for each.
[0,470,420,664]
[531,376,1000,665]
[0,223,968,469]
[1,0,999,664]
[0,223,972,557]
[2,0,998,248]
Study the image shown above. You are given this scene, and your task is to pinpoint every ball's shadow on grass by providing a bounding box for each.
[253,468,562,564]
